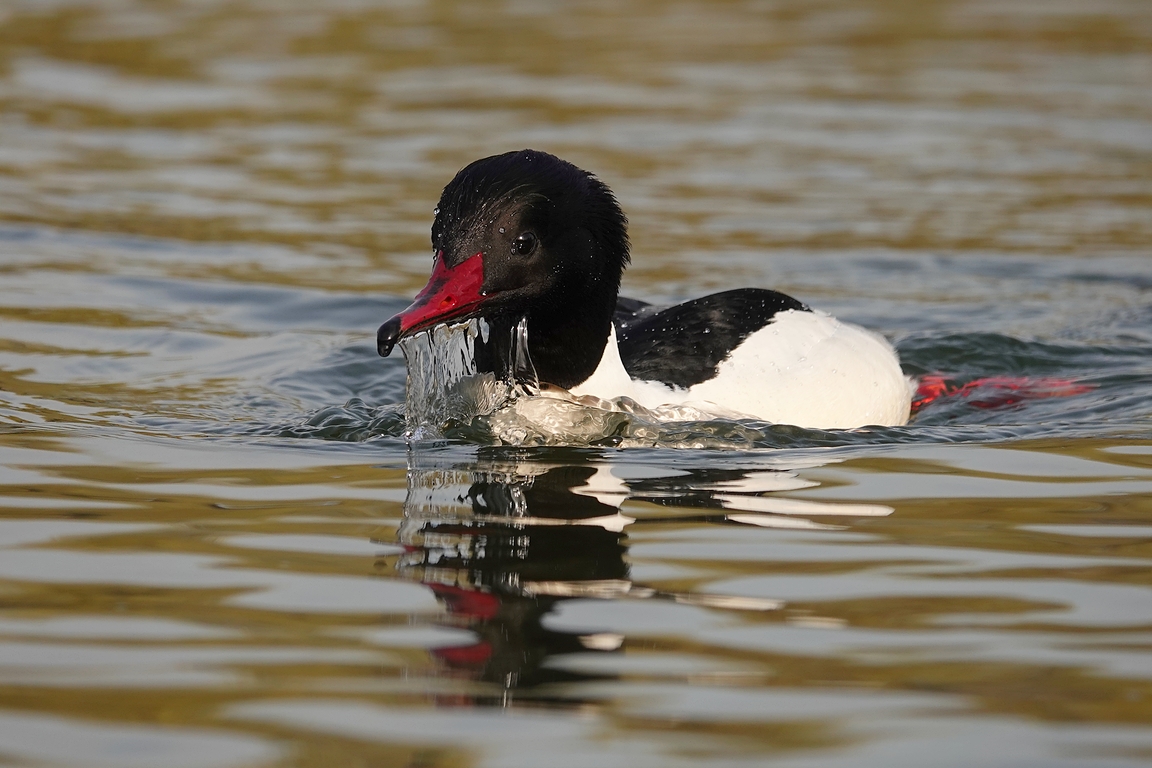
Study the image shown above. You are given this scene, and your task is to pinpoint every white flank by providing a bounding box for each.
[568,325,678,407]
[570,311,912,429]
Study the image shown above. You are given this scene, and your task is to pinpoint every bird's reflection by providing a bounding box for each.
[396,459,631,694]
[391,450,892,701]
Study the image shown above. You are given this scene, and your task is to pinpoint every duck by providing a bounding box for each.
[377,149,911,429]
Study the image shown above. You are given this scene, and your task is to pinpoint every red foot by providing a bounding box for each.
[912,374,1094,414]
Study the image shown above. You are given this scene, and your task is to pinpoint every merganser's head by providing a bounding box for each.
[377,150,630,384]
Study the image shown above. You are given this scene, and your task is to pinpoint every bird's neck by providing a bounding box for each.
[477,285,616,391]
[525,294,616,389]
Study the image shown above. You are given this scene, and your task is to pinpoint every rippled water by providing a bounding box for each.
[1,1,1151,766]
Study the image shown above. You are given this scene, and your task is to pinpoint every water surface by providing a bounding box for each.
[0,1,1150,766]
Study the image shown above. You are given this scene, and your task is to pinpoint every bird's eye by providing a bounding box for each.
[512,232,537,256]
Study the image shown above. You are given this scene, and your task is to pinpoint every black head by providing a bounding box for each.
[378,150,630,387]
[434,148,628,279]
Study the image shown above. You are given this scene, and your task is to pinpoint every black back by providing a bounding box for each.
[612,296,655,331]
[616,288,808,389]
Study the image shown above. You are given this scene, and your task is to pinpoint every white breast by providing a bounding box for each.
[570,310,911,429]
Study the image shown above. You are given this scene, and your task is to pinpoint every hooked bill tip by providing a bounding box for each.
[377,316,401,357]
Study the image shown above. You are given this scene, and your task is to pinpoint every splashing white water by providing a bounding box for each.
[399,318,767,447]
[398,318,512,440]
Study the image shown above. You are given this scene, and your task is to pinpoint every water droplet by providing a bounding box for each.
[499,227,505,234]
[512,315,539,389]
[433,207,440,215]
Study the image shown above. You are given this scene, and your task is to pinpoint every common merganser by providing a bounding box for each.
[377,149,911,429]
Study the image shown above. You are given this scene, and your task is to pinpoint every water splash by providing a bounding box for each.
[398,318,513,441]
[398,316,763,447]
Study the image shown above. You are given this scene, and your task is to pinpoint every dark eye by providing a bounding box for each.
[512,232,537,256]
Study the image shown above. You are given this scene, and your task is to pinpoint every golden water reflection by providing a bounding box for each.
[2,0,1150,293]
[1,433,1151,765]
[0,0,1150,765]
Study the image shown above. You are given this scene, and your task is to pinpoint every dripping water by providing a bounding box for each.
[399,315,540,440]
[511,315,538,388]
[399,315,771,447]
[399,318,501,440]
